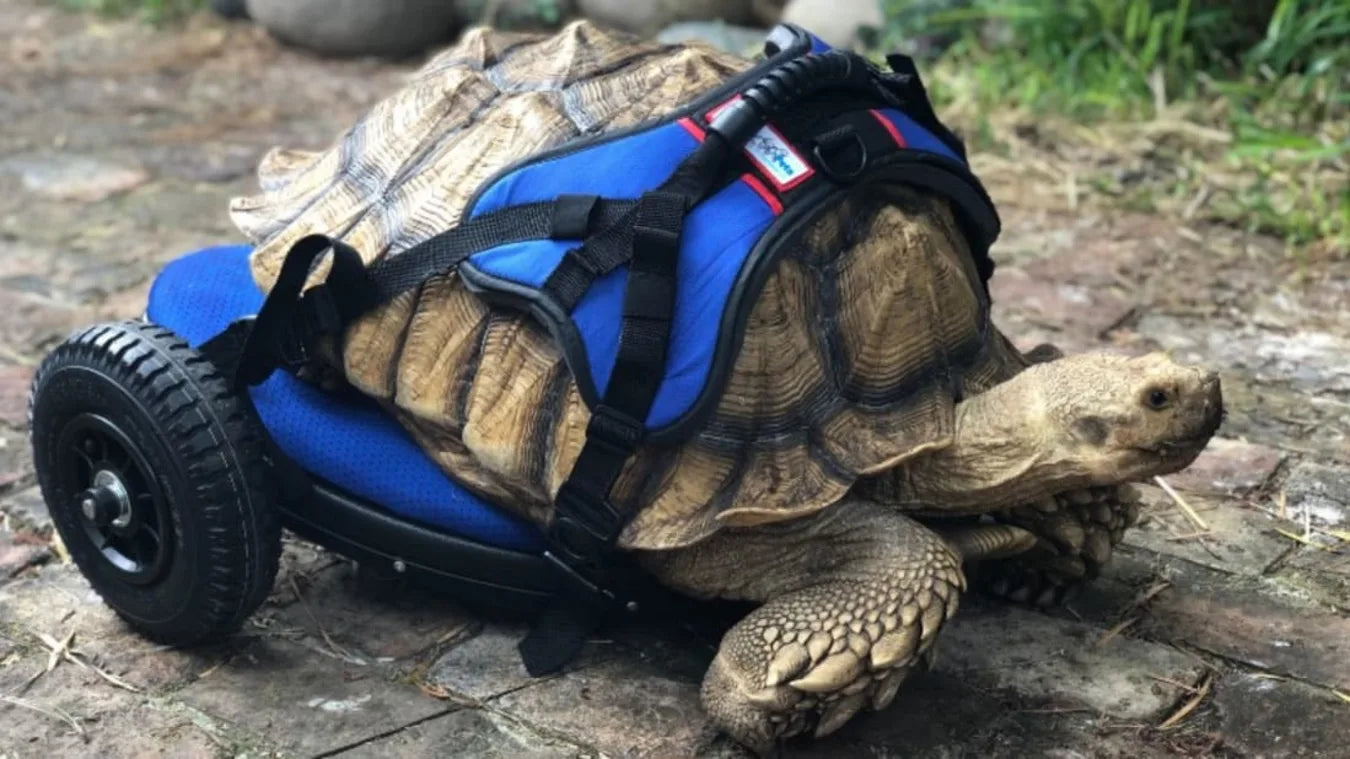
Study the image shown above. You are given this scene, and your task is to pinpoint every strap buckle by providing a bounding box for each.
[542,404,644,606]
[544,481,622,604]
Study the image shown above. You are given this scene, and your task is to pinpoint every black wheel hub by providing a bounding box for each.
[58,413,173,584]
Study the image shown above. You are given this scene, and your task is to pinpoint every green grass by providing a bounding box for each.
[884,0,1350,255]
[55,0,206,24]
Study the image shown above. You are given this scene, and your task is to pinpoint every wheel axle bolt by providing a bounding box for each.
[81,497,98,521]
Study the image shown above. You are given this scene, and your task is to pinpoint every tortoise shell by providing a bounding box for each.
[231,21,1029,551]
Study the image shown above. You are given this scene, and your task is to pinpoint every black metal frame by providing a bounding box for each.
[276,475,561,616]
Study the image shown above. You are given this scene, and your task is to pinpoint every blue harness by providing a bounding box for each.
[201,25,1000,674]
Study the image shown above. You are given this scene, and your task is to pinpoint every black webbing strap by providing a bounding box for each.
[212,196,633,388]
[541,137,731,311]
[229,234,375,386]
[883,53,968,161]
[551,194,600,239]
[540,208,639,310]
[368,196,631,301]
[518,190,688,676]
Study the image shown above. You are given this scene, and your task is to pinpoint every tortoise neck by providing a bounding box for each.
[894,373,1090,513]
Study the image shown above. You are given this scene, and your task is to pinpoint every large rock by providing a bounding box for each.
[454,0,577,30]
[245,0,461,58]
[780,0,882,48]
[577,0,755,36]
[210,0,249,19]
[656,20,770,55]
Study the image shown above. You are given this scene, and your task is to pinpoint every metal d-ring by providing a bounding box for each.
[812,132,869,182]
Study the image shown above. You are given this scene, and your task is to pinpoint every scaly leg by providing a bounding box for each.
[639,500,964,754]
[978,483,1142,605]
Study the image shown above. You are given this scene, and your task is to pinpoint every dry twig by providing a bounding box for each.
[1154,476,1209,531]
[0,694,84,734]
[32,630,142,693]
[288,576,364,666]
[1158,672,1214,729]
[1095,617,1139,648]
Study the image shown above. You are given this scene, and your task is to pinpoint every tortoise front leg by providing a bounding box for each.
[640,501,964,755]
[978,484,1142,606]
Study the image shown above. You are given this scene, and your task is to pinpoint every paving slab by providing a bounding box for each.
[1060,551,1350,694]
[937,598,1204,721]
[267,559,478,664]
[1282,462,1350,529]
[0,529,48,581]
[0,153,149,203]
[0,564,226,693]
[428,624,546,702]
[1141,570,1350,693]
[333,707,592,758]
[1,699,229,759]
[174,636,448,757]
[1124,485,1292,576]
[0,365,32,429]
[1278,547,1350,613]
[1214,672,1350,758]
[0,644,145,753]
[0,487,51,533]
[423,611,672,704]
[791,672,1194,759]
[492,650,718,759]
[1167,437,1286,496]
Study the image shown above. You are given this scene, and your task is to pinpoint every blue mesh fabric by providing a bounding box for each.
[145,245,545,552]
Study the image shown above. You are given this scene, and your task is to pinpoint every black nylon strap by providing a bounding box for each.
[541,138,728,311]
[541,211,638,310]
[369,198,633,301]
[884,53,968,161]
[550,194,599,239]
[543,191,684,577]
[520,190,688,676]
[220,197,635,389]
[234,234,375,386]
[605,192,683,415]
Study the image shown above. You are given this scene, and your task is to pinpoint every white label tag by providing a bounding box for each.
[743,126,814,190]
[706,98,814,191]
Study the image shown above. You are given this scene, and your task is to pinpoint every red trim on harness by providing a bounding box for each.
[740,173,783,215]
[869,109,907,148]
[678,117,706,142]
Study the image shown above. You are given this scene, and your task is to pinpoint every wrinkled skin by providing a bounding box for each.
[640,351,1223,755]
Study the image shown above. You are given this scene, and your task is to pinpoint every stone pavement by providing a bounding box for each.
[1,3,1347,757]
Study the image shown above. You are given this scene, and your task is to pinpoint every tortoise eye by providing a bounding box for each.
[1146,389,1171,410]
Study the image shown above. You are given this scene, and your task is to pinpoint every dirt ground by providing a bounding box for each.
[1,3,1347,757]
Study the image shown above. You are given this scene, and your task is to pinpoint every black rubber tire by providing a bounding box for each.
[29,321,281,646]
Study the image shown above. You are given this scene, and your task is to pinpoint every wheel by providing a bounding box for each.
[28,321,281,646]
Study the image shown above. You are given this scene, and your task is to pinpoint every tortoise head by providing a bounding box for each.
[1038,351,1224,480]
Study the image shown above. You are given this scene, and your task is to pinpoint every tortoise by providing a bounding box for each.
[229,21,1224,752]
